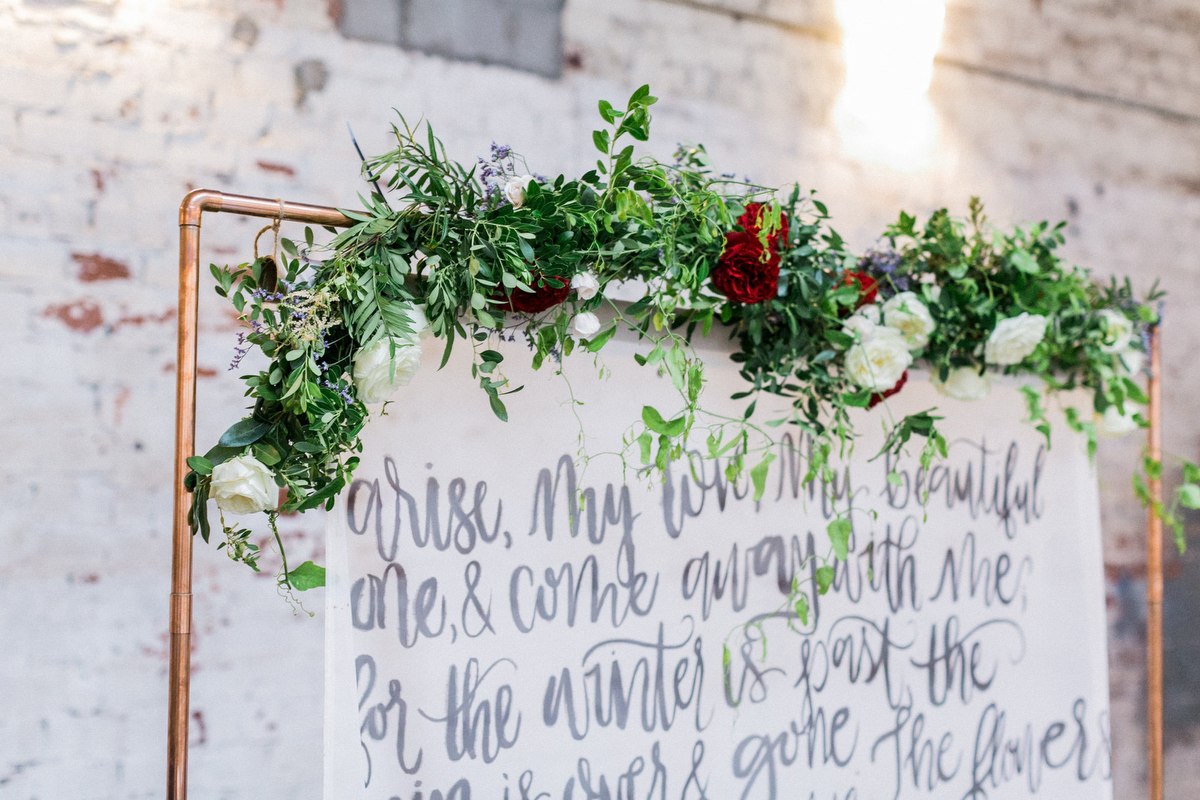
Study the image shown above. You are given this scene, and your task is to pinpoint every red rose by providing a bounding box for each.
[867,371,907,409]
[711,231,781,304]
[840,270,878,308]
[494,274,570,314]
[711,202,789,304]
[737,202,790,251]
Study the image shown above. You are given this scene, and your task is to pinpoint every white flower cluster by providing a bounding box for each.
[842,292,935,392]
[571,271,602,337]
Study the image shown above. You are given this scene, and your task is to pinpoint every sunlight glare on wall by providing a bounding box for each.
[834,0,946,170]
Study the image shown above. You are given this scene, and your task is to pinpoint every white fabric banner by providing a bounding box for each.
[325,329,1112,800]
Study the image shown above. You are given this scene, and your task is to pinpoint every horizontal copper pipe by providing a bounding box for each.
[170,190,353,800]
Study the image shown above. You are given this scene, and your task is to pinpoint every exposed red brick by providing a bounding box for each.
[73,252,131,282]
[256,160,296,177]
[111,308,174,331]
[326,0,344,24]
[91,169,106,193]
[44,299,103,333]
[197,366,218,378]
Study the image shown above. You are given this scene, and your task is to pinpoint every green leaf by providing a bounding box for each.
[218,418,270,447]
[593,129,611,154]
[1180,484,1200,510]
[815,565,834,595]
[598,99,620,124]
[1010,248,1039,274]
[489,393,509,422]
[827,518,852,561]
[586,325,617,352]
[750,453,775,502]
[186,456,213,475]
[642,406,685,437]
[637,431,654,465]
[286,561,326,591]
[793,594,809,626]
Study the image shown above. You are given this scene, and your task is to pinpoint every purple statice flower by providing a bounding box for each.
[490,142,511,161]
[251,288,286,302]
[858,248,902,276]
[229,331,249,371]
[322,377,354,406]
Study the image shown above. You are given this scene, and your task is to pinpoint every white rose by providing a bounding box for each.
[932,366,991,402]
[841,303,881,342]
[844,327,912,391]
[504,174,534,208]
[573,311,601,337]
[882,291,936,351]
[210,454,278,515]
[1115,347,1145,377]
[571,272,601,300]
[1095,403,1142,438]
[353,337,422,403]
[1097,309,1134,354]
[984,313,1048,365]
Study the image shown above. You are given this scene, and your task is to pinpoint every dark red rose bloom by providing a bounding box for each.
[867,371,907,410]
[840,270,878,308]
[494,274,569,314]
[737,202,790,251]
[711,231,781,305]
[711,203,789,304]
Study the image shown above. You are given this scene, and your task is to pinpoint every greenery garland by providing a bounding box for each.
[184,85,1199,604]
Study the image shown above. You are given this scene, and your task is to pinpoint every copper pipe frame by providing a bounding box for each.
[1146,324,1164,800]
[171,192,1168,799]
[171,190,352,800]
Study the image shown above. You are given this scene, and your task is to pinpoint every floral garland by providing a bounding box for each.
[184,85,1198,601]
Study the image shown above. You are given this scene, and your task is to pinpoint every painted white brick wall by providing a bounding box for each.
[1,0,1198,797]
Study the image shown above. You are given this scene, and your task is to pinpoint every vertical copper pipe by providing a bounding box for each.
[1146,324,1164,800]
[169,191,352,800]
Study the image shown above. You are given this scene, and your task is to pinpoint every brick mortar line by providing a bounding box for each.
[648,0,1200,126]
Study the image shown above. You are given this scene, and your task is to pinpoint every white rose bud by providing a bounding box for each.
[504,174,534,208]
[932,366,991,402]
[882,291,936,351]
[571,271,601,300]
[984,312,1048,366]
[844,327,913,391]
[353,337,422,404]
[210,454,278,515]
[1097,309,1134,354]
[573,311,601,337]
[1095,403,1142,438]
